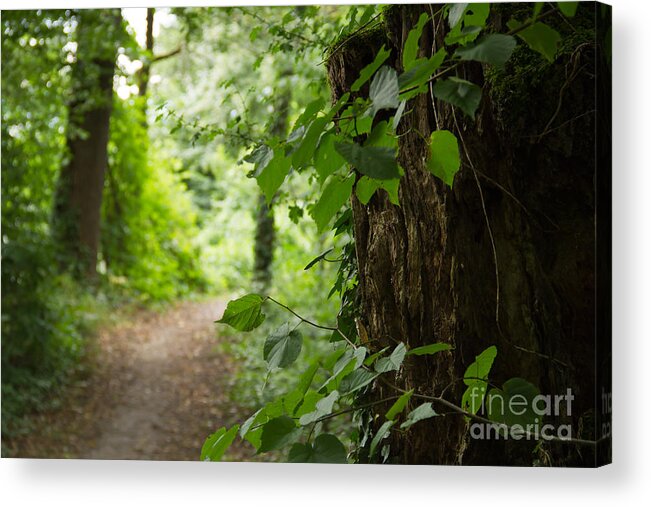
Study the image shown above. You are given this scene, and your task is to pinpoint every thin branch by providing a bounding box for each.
[399,62,462,97]
[267,296,336,331]
[310,395,401,425]
[153,46,182,62]
[266,296,358,349]
[453,112,502,329]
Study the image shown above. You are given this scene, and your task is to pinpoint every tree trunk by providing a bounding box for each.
[53,10,122,278]
[327,4,610,466]
[252,193,276,294]
[252,81,290,294]
[138,8,156,98]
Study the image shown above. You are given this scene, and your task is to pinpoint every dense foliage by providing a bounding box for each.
[1,10,206,434]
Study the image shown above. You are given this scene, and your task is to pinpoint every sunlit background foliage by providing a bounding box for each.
[1,5,365,437]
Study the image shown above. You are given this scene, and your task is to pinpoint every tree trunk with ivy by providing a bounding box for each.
[327,4,610,466]
[53,10,122,278]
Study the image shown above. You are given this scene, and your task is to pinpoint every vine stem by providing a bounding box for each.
[266,296,358,349]
[310,395,401,425]
[453,111,501,329]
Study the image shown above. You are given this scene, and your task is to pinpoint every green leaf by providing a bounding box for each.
[334,142,400,180]
[463,345,497,385]
[201,425,239,461]
[393,100,407,127]
[364,121,397,149]
[508,20,561,62]
[264,396,286,419]
[286,125,306,144]
[258,416,299,453]
[294,390,323,419]
[463,3,490,28]
[288,434,348,463]
[461,345,497,416]
[557,2,578,17]
[363,346,391,367]
[263,323,303,369]
[309,173,355,232]
[455,34,516,67]
[398,48,446,100]
[240,408,266,449]
[369,420,394,457]
[433,77,482,118]
[314,133,345,183]
[407,342,453,356]
[338,106,373,136]
[320,347,367,392]
[292,97,325,131]
[292,116,329,168]
[282,389,304,416]
[249,26,262,42]
[374,342,407,373]
[244,143,273,170]
[256,149,292,204]
[368,66,400,118]
[351,45,391,92]
[304,247,334,271]
[217,294,265,331]
[298,390,339,425]
[427,130,461,188]
[323,347,348,370]
[444,25,483,45]
[462,381,487,415]
[487,377,540,429]
[386,389,414,420]
[293,359,319,397]
[446,3,490,46]
[356,176,400,206]
[339,369,379,395]
[403,12,429,71]
[326,92,351,123]
[400,403,438,429]
[448,3,469,29]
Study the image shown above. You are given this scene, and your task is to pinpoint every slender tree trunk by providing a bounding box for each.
[252,193,276,293]
[53,9,122,278]
[138,7,155,98]
[328,4,610,466]
[252,80,290,294]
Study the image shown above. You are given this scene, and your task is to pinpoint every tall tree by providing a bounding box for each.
[252,72,291,294]
[327,4,610,465]
[52,9,123,278]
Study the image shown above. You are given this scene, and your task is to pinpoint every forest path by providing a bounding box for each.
[7,298,254,461]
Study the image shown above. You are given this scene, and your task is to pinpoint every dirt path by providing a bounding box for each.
[6,298,255,461]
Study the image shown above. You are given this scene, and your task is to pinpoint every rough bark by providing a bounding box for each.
[53,10,122,278]
[327,4,609,466]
